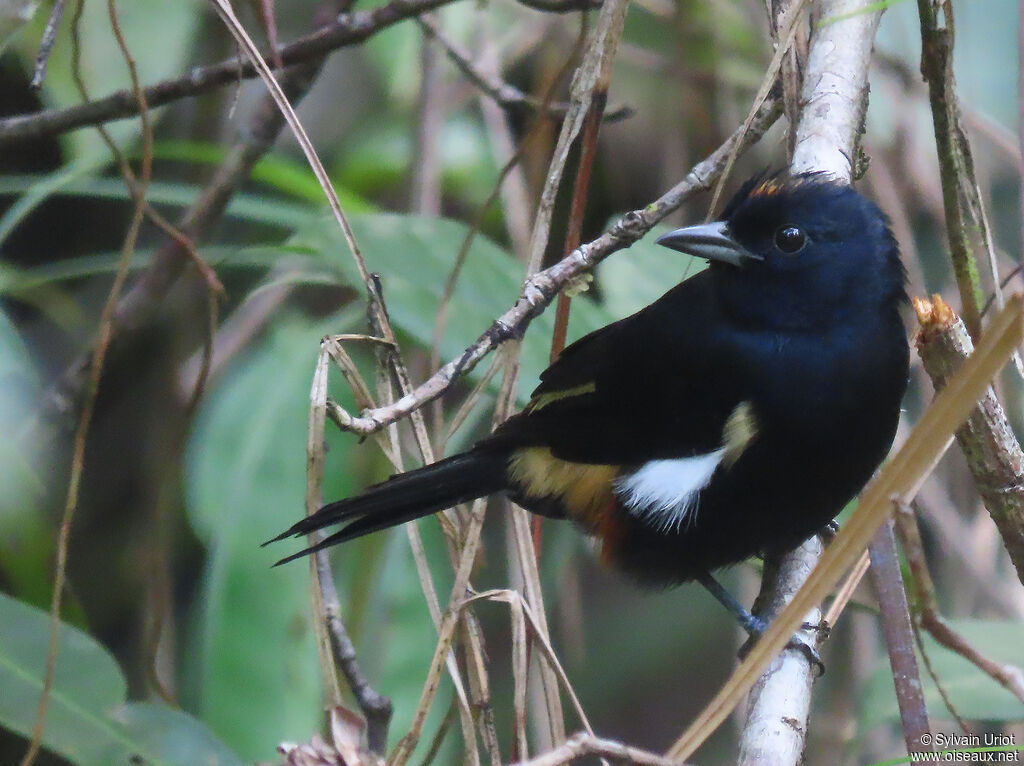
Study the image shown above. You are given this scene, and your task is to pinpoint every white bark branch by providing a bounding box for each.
[739,1,886,764]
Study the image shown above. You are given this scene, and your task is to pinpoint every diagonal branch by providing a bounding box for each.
[330,95,783,437]
[0,0,465,146]
[416,14,632,126]
[913,294,1024,585]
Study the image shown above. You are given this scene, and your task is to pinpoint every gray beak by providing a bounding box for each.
[655,221,762,267]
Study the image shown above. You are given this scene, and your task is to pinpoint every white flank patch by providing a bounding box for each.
[614,449,725,533]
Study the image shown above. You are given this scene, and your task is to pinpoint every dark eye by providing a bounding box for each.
[774,225,806,254]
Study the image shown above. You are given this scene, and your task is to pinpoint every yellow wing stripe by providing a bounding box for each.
[722,401,758,467]
[524,382,597,413]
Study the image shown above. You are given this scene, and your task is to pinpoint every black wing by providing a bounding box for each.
[486,272,751,465]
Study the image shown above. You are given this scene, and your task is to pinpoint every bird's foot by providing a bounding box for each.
[696,572,827,675]
[819,519,840,544]
[738,620,828,676]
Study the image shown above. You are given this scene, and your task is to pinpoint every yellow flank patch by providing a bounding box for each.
[525,382,596,413]
[507,447,618,525]
[722,401,758,466]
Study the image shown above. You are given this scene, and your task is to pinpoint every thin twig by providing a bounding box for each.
[318,551,394,754]
[822,550,870,628]
[428,23,585,449]
[916,0,984,337]
[548,76,605,364]
[30,0,68,89]
[538,36,607,554]
[328,96,783,437]
[416,14,631,124]
[0,0,466,146]
[427,26,581,400]
[707,0,808,216]
[465,589,597,741]
[67,0,224,420]
[511,732,679,766]
[387,495,490,766]
[894,500,1024,706]
[47,19,329,420]
[867,519,931,754]
[410,27,443,216]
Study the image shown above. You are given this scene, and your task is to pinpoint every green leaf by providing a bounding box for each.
[0,174,318,236]
[0,591,244,766]
[860,619,1024,729]
[0,159,109,247]
[0,245,322,296]
[0,309,56,610]
[150,140,376,210]
[184,311,363,760]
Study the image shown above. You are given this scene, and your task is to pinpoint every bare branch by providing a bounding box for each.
[30,0,67,89]
[317,551,394,754]
[416,14,631,124]
[738,538,823,766]
[511,732,679,766]
[916,0,985,336]
[914,295,1024,585]
[867,519,931,753]
[0,0,465,146]
[739,0,886,759]
[330,95,783,436]
[895,449,1024,706]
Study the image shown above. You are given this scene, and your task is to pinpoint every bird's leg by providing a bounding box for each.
[696,572,825,675]
[696,572,768,636]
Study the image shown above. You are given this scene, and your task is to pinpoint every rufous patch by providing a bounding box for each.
[507,447,618,524]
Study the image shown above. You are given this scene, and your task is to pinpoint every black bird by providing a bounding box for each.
[269,174,909,617]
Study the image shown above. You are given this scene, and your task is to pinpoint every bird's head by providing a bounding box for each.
[656,174,906,331]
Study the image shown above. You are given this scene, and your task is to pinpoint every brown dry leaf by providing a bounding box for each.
[266,707,383,766]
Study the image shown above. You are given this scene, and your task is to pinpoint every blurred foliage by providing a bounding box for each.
[0,0,1022,764]
[0,591,244,766]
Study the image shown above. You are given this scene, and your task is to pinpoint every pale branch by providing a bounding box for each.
[0,0,463,146]
[738,538,823,766]
[740,1,887,763]
[510,732,680,766]
[913,295,1024,585]
[330,95,783,437]
[789,0,882,178]
[30,0,68,89]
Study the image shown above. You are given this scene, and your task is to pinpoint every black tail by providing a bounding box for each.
[266,450,507,565]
